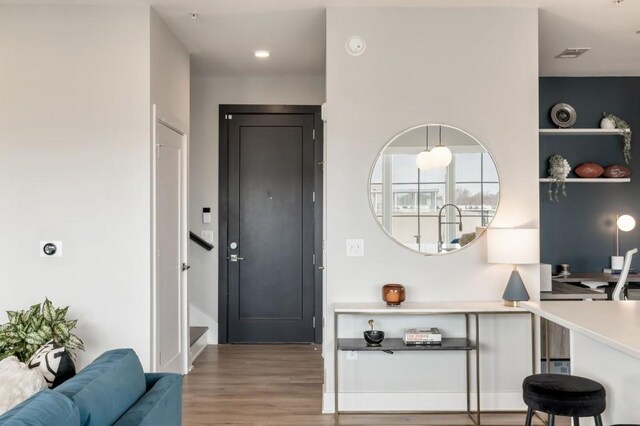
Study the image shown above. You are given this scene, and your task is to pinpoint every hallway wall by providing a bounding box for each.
[189,75,325,343]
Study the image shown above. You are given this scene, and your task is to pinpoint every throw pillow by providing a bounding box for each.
[0,356,47,415]
[27,341,76,389]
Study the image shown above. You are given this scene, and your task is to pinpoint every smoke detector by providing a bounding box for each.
[346,36,366,56]
[555,48,590,59]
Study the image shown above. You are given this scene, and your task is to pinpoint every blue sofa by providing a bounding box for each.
[0,349,182,426]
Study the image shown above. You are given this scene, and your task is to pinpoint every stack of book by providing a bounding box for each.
[403,327,442,345]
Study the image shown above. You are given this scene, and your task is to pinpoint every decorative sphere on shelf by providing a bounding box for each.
[600,117,616,129]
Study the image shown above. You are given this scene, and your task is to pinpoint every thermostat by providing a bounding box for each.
[202,207,211,224]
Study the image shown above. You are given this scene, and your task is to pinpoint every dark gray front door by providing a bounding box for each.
[226,113,316,343]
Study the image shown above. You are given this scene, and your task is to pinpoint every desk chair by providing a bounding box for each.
[612,248,638,301]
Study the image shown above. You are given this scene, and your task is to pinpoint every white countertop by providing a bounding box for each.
[524,301,640,361]
[334,301,528,314]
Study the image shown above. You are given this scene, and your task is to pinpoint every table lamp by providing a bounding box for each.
[488,228,539,307]
[612,214,636,270]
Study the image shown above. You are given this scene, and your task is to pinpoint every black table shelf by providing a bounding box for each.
[337,337,475,351]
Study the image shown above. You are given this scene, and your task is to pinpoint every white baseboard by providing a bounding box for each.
[322,392,526,414]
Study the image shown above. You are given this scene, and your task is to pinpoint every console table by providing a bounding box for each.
[333,302,536,425]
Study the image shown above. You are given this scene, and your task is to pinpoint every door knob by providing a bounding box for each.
[228,254,245,262]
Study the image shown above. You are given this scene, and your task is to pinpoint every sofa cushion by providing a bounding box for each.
[55,349,146,426]
[113,373,182,426]
[0,390,80,425]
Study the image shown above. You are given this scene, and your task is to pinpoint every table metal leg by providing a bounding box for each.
[334,312,339,421]
[475,313,481,425]
[465,314,471,419]
[544,317,550,374]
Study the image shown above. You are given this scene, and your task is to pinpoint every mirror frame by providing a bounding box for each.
[367,123,502,256]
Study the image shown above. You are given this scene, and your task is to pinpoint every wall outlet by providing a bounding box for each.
[346,239,364,257]
[200,230,214,244]
[346,351,358,361]
[40,241,62,257]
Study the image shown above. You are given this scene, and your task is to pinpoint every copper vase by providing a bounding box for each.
[382,283,405,306]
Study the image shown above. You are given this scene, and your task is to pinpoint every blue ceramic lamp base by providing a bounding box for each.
[503,267,530,307]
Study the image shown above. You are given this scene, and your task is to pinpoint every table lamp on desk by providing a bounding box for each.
[612,214,636,270]
[487,228,540,307]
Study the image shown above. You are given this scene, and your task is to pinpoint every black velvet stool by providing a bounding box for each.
[522,374,606,426]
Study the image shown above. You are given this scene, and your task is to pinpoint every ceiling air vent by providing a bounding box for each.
[555,48,590,59]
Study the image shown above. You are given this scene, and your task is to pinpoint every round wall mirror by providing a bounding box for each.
[369,124,500,255]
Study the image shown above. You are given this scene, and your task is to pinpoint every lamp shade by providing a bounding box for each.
[487,228,539,265]
[416,150,435,171]
[430,145,452,168]
[617,214,636,232]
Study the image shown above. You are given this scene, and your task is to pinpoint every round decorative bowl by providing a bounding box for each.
[382,283,405,306]
[363,330,385,346]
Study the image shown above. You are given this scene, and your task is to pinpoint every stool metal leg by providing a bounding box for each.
[573,417,580,426]
[548,414,555,426]
[524,407,533,426]
[594,415,603,426]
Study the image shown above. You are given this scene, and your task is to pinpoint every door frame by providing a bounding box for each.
[151,104,189,373]
[218,105,323,344]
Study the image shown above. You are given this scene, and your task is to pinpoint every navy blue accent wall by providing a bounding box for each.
[540,77,640,273]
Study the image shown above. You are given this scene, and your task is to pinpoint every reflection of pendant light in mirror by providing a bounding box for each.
[416,125,436,170]
[430,126,452,168]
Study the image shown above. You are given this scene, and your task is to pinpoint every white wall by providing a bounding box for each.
[151,8,190,126]
[189,76,325,343]
[0,5,152,368]
[324,7,539,411]
[0,5,189,371]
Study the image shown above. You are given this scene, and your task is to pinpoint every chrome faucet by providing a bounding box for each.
[437,204,463,253]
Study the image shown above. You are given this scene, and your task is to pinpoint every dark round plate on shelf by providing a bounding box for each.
[551,103,577,128]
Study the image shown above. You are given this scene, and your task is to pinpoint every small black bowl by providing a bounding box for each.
[363,330,385,346]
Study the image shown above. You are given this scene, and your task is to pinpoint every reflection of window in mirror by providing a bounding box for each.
[369,125,500,255]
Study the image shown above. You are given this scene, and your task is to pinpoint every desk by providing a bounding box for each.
[541,281,608,300]
[333,302,535,425]
[553,272,640,283]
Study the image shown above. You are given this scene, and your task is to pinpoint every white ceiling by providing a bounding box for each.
[3,0,640,77]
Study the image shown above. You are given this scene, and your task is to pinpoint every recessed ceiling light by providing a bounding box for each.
[254,50,270,59]
[555,48,590,59]
[189,12,199,20]
[612,0,623,5]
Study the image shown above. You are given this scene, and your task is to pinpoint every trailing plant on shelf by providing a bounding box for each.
[548,154,571,202]
[0,298,84,362]
[603,112,632,164]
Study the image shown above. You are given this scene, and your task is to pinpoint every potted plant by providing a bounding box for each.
[0,298,84,362]
[601,113,632,164]
[548,154,571,202]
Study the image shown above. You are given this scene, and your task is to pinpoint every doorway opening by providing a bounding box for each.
[218,105,323,344]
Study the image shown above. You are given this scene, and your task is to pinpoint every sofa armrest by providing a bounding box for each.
[112,373,182,426]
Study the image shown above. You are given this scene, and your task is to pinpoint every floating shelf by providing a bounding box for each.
[539,128,629,136]
[539,178,630,183]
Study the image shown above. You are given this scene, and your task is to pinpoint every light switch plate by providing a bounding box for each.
[346,239,364,257]
[200,231,214,245]
[40,241,62,257]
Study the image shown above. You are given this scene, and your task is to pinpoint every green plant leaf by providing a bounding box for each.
[55,307,69,321]
[43,299,55,323]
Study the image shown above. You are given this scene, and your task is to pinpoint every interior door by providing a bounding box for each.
[226,113,315,343]
[155,120,187,372]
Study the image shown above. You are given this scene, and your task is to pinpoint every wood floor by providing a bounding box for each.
[183,345,564,425]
